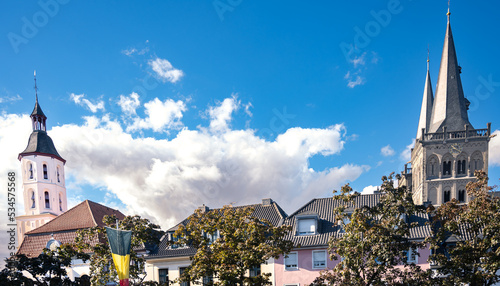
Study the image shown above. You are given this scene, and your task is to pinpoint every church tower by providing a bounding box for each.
[16,72,68,246]
[409,11,491,206]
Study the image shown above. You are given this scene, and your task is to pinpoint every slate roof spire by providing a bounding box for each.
[416,54,434,140]
[428,8,472,133]
[31,70,47,130]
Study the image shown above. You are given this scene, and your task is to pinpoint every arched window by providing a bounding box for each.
[44,191,50,209]
[443,161,452,176]
[31,191,36,208]
[57,167,60,183]
[457,159,466,175]
[458,190,466,203]
[427,156,439,178]
[29,163,34,179]
[444,190,451,203]
[59,194,63,212]
[43,164,48,179]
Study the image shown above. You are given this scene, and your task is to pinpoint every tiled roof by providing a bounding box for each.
[26,200,124,234]
[148,199,287,259]
[18,200,124,257]
[282,194,432,248]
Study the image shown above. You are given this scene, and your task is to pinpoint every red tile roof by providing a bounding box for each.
[18,200,125,257]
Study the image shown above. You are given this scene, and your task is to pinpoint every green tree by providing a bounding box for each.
[174,205,293,286]
[428,170,500,286]
[73,215,164,286]
[312,174,432,286]
[0,244,89,285]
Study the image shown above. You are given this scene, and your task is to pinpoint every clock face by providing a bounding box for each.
[449,143,462,154]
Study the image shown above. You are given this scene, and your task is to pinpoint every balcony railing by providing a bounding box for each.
[421,123,491,142]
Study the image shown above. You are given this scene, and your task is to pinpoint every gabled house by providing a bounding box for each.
[17,200,125,280]
[274,194,433,286]
[144,198,288,285]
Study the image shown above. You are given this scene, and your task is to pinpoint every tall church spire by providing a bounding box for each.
[416,55,434,140]
[428,9,471,133]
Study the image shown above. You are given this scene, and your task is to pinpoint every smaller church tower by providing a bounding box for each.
[16,72,68,246]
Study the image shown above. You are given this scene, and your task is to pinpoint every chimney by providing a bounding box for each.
[262,198,272,206]
[198,204,209,213]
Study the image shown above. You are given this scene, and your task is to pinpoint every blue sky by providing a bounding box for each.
[1,1,499,257]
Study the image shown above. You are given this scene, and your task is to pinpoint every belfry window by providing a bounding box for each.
[443,161,452,176]
[457,160,466,175]
[45,191,50,208]
[59,194,63,211]
[458,190,466,203]
[43,164,48,179]
[444,190,451,203]
[31,191,36,208]
[57,167,60,183]
[29,163,34,179]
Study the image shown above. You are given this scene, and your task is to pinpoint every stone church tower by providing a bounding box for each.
[16,74,68,246]
[407,11,491,206]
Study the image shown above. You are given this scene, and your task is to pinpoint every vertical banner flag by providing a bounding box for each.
[105,227,132,286]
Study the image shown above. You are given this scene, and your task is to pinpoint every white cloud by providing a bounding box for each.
[0,113,31,260]
[381,144,395,157]
[361,185,379,195]
[0,94,22,103]
[208,95,240,132]
[70,93,105,113]
[489,129,500,166]
[127,98,186,132]
[148,57,184,83]
[400,139,415,162]
[118,92,141,116]
[347,75,364,88]
[122,48,137,56]
[351,52,366,68]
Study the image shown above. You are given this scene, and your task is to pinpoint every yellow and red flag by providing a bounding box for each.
[105,227,132,286]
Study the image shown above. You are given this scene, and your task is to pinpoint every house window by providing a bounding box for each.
[31,191,36,208]
[312,250,327,269]
[179,267,190,286]
[297,218,316,235]
[405,247,418,264]
[44,191,50,208]
[444,190,451,203]
[43,164,48,179]
[458,190,466,203]
[202,275,213,285]
[249,265,261,277]
[285,252,298,270]
[205,230,219,244]
[29,163,34,179]
[158,268,168,284]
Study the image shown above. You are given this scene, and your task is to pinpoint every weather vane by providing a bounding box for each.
[34,70,38,101]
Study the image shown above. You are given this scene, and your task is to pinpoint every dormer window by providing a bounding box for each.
[205,230,219,244]
[297,216,318,236]
[43,164,48,179]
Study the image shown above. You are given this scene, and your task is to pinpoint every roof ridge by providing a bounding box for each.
[25,200,89,234]
[86,200,99,227]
